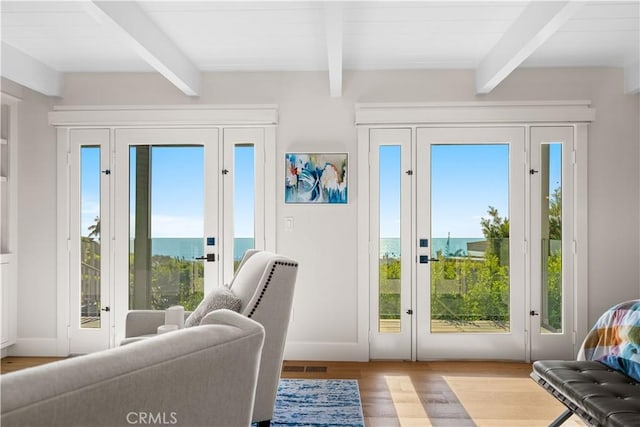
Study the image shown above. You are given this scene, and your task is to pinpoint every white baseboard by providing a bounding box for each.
[8,338,66,357]
[284,340,368,362]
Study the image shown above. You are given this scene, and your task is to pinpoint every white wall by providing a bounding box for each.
[11,86,57,355]
[8,68,640,359]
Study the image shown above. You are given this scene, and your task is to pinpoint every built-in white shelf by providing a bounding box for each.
[0,177,7,183]
[0,138,7,145]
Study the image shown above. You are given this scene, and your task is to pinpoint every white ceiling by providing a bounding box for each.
[1,1,639,97]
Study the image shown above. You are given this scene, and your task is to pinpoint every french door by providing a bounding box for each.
[369,129,413,360]
[69,127,266,353]
[113,128,221,349]
[416,127,526,360]
[69,129,112,353]
[529,127,575,360]
[369,126,575,361]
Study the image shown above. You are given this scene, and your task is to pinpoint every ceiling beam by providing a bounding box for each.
[324,2,343,97]
[1,42,63,97]
[476,1,583,94]
[84,1,200,97]
[624,61,639,94]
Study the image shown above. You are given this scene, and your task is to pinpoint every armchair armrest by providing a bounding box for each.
[201,309,264,334]
[125,310,192,337]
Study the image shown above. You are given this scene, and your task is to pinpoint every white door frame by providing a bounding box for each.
[68,129,112,354]
[368,128,413,360]
[529,126,577,360]
[113,128,221,346]
[222,128,267,285]
[416,126,526,360]
[52,106,278,355]
[356,102,593,362]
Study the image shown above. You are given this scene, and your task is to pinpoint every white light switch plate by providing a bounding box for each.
[284,217,294,231]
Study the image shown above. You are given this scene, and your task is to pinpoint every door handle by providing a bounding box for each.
[530,310,539,316]
[101,306,110,312]
[195,253,216,262]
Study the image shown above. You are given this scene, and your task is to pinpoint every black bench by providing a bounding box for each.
[531,360,640,427]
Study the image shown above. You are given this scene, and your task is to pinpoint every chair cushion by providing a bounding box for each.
[184,287,242,327]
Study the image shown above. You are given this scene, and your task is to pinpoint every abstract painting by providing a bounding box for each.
[285,153,348,204]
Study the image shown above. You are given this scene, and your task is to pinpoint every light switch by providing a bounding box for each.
[285,217,294,231]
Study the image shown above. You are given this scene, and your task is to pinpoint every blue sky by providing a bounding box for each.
[83,142,561,240]
[80,147,100,238]
[81,145,255,239]
[379,143,562,238]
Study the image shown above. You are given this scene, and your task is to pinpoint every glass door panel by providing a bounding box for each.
[233,144,255,271]
[416,127,525,360]
[430,144,511,334]
[80,146,102,328]
[540,143,562,334]
[128,146,205,311]
[379,145,402,334]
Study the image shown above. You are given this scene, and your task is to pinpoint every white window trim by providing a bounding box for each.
[356,101,593,361]
[53,105,278,355]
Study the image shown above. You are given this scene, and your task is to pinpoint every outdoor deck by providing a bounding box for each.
[379,319,510,334]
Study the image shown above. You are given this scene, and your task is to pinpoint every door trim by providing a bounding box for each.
[355,101,595,125]
[49,105,278,127]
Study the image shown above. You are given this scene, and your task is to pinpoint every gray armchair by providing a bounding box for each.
[123,250,298,427]
[3,310,265,427]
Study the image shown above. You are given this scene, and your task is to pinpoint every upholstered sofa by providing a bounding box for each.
[124,250,299,427]
[1,310,265,427]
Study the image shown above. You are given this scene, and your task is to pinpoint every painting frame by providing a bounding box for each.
[285,152,348,204]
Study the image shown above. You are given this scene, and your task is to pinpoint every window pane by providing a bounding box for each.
[430,144,510,333]
[80,146,101,328]
[541,143,563,333]
[234,144,255,271]
[379,145,401,333]
[129,146,204,311]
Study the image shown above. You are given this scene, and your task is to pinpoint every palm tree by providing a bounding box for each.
[88,216,100,241]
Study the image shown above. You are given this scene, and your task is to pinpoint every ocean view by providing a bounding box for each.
[132,237,256,261]
[135,237,486,261]
[380,237,485,258]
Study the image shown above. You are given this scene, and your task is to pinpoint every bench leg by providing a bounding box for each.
[549,409,573,427]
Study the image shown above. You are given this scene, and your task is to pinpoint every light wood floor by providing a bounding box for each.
[2,357,582,426]
[1,357,66,374]
[281,360,584,427]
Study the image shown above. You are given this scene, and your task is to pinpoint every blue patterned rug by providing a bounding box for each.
[269,379,365,427]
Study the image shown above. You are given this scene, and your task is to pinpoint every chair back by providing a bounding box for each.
[229,250,298,424]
